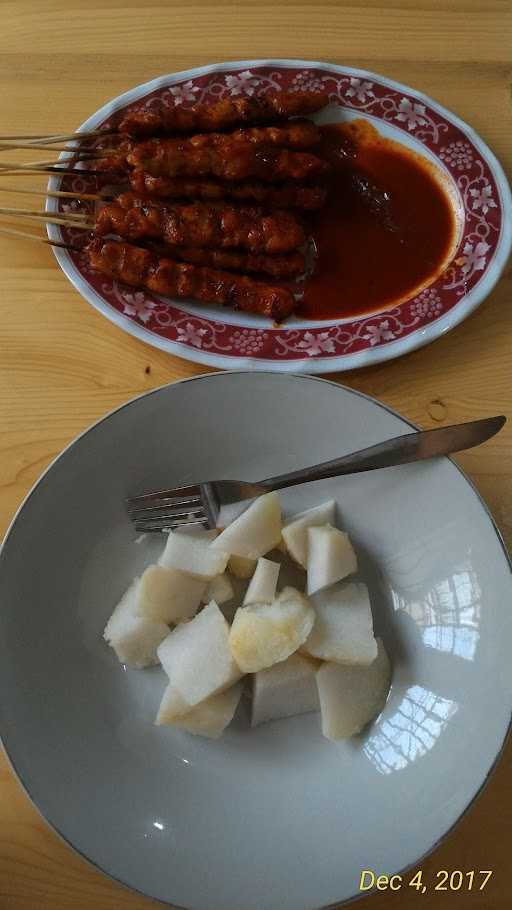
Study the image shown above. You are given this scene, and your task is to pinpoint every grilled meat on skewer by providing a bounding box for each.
[119,91,329,137]
[190,121,320,149]
[95,193,306,254]
[94,122,322,174]
[85,238,296,321]
[126,137,329,182]
[144,243,306,278]
[128,171,327,210]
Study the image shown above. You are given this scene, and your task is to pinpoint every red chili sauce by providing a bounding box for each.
[300,120,457,320]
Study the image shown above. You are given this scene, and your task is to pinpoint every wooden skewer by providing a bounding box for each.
[0,134,77,144]
[0,185,107,201]
[0,158,96,172]
[0,165,105,176]
[0,205,88,220]
[0,223,80,250]
[0,157,65,170]
[0,209,94,229]
[0,139,119,155]
[0,130,117,142]
[0,143,117,164]
[0,154,112,171]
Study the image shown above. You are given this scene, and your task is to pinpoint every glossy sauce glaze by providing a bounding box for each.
[300,120,458,320]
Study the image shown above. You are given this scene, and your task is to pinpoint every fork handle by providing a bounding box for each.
[260,416,505,492]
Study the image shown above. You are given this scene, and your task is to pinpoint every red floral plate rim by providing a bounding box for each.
[47,60,512,373]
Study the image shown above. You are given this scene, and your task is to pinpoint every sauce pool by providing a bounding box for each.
[300,120,457,320]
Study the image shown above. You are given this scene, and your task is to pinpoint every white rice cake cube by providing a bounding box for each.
[202,572,234,606]
[281,499,336,568]
[303,582,377,665]
[157,601,242,706]
[158,530,228,579]
[155,684,191,724]
[103,579,169,669]
[317,639,391,739]
[307,525,357,595]
[211,492,281,559]
[156,681,243,738]
[251,653,319,726]
[136,565,206,624]
[243,557,280,605]
[229,586,315,673]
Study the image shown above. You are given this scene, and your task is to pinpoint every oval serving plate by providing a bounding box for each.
[47,60,511,372]
[1,373,512,910]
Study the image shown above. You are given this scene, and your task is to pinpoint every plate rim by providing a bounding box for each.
[1,370,511,908]
[47,59,512,373]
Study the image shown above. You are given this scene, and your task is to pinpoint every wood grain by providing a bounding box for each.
[0,2,511,907]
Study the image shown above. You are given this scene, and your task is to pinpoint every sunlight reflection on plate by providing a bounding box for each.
[365,685,458,775]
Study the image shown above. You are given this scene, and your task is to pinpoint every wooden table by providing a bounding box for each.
[1,2,511,907]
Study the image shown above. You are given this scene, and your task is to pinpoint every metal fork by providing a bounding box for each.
[126,415,505,532]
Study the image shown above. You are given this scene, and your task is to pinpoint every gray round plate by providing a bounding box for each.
[1,371,511,909]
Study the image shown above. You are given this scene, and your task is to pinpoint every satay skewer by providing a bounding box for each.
[0,90,330,144]
[0,198,305,259]
[86,237,296,320]
[0,223,296,320]
[0,124,319,155]
[0,177,324,211]
[0,125,326,179]
[0,133,330,188]
[1,204,307,278]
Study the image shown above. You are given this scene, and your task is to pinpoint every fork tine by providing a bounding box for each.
[126,484,201,508]
[127,496,202,516]
[130,506,206,524]
[133,507,206,525]
[134,517,209,533]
